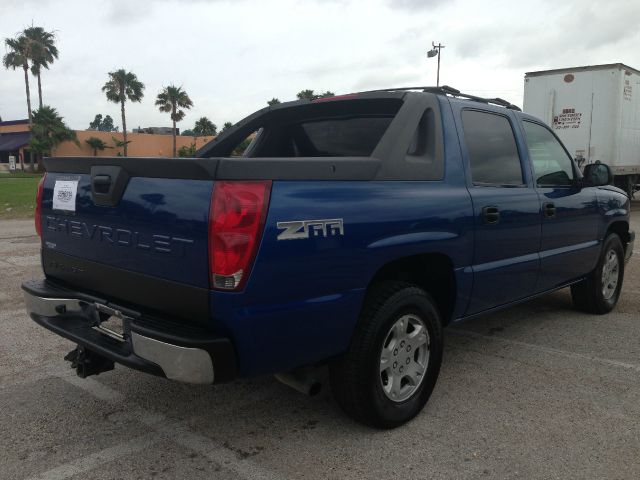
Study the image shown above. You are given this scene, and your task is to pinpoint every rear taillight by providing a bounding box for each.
[208,180,271,290]
[35,173,46,237]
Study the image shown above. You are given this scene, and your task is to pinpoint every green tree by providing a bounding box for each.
[89,114,118,132]
[232,137,252,157]
[23,26,58,109]
[193,116,217,136]
[111,136,131,156]
[221,121,233,133]
[267,97,281,106]
[29,106,77,170]
[101,115,117,132]
[3,35,38,125]
[296,89,316,101]
[178,143,196,157]
[296,89,335,101]
[102,69,144,156]
[85,136,111,156]
[89,114,103,130]
[155,85,193,157]
[181,129,194,136]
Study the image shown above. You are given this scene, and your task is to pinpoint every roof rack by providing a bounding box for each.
[359,85,522,111]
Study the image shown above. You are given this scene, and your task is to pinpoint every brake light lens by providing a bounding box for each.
[311,93,359,103]
[208,181,271,290]
[35,173,46,237]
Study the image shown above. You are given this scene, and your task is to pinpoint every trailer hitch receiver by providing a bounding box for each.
[64,345,115,378]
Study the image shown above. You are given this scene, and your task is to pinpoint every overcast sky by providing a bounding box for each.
[1,0,639,131]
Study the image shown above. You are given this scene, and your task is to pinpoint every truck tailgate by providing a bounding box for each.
[40,168,213,323]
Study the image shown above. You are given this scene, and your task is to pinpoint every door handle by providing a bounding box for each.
[543,202,556,218]
[482,206,500,224]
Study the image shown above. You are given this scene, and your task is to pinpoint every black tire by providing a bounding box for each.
[571,233,625,314]
[329,281,443,429]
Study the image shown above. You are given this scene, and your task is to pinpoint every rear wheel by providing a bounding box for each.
[571,234,625,314]
[329,281,443,428]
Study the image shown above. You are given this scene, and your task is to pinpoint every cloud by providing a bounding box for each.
[451,0,640,72]
[387,0,448,9]
[0,0,50,16]
[2,0,640,129]
[351,67,424,90]
[103,0,243,25]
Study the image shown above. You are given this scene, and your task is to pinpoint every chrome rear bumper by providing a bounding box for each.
[22,279,236,384]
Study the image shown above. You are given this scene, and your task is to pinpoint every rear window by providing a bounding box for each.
[299,117,393,156]
[205,98,403,158]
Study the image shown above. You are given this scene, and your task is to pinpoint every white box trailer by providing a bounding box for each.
[523,63,640,196]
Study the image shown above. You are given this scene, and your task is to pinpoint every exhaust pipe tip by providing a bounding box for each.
[307,381,322,397]
[275,367,323,396]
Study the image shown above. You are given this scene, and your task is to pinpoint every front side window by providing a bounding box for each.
[461,110,524,186]
[522,121,575,186]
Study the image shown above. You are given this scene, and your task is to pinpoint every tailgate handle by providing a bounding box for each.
[92,175,112,194]
[90,166,130,207]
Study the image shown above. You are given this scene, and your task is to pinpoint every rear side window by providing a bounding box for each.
[462,110,524,185]
[522,121,575,186]
[300,117,393,156]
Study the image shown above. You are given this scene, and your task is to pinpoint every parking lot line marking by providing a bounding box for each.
[24,435,157,480]
[57,374,289,480]
[2,254,41,266]
[60,373,126,402]
[451,329,640,374]
[0,233,37,241]
[151,421,286,480]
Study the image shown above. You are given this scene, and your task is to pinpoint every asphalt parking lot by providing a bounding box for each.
[1,207,639,480]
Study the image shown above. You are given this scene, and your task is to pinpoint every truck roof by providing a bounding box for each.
[525,63,640,77]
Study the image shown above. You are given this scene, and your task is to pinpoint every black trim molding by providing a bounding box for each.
[42,248,210,324]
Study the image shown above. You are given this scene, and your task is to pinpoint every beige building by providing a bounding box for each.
[53,130,214,157]
[0,119,213,171]
[0,120,32,170]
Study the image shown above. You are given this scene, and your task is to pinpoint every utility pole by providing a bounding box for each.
[427,41,445,86]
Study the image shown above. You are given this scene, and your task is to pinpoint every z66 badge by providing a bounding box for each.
[277,219,344,241]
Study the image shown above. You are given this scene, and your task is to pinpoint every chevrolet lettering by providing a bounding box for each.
[44,216,194,256]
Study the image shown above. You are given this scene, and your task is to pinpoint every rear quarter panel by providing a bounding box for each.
[211,180,474,376]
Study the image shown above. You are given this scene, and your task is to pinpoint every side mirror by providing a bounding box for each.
[583,163,613,187]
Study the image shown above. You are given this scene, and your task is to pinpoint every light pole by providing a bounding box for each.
[427,41,445,87]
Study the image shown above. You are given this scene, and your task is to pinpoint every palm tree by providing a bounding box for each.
[155,85,193,157]
[111,136,132,157]
[23,27,58,109]
[3,35,37,125]
[102,69,144,156]
[193,116,216,136]
[29,105,77,170]
[85,137,111,156]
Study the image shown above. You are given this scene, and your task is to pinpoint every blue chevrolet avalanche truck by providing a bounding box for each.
[24,86,635,428]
